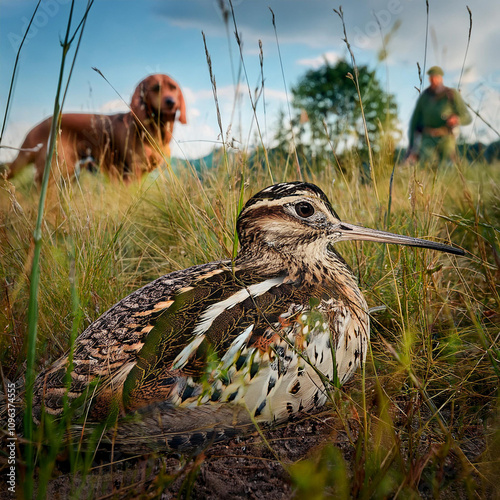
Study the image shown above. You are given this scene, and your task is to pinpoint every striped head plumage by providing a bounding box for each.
[32,182,464,452]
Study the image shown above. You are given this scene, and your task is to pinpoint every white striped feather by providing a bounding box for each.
[192,276,285,336]
[220,324,254,370]
[172,277,284,370]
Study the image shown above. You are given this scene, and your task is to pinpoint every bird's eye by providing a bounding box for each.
[295,202,315,218]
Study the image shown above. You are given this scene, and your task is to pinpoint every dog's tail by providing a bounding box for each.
[6,142,43,179]
[4,118,51,180]
[0,161,10,178]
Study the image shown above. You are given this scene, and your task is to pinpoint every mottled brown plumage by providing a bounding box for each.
[32,182,463,452]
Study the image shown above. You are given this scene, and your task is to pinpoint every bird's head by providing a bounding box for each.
[236,182,464,264]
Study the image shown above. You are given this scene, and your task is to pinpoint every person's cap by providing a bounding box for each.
[427,66,444,76]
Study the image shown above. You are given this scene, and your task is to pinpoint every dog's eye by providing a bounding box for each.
[295,202,315,218]
[152,84,161,92]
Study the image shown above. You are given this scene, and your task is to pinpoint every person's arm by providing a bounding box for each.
[448,89,472,127]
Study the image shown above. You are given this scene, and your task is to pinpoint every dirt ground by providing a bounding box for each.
[41,408,349,499]
[33,403,494,499]
[1,382,495,499]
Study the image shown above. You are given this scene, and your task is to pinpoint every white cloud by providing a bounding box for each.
[161,1,500,75]
[263,88,288,102]
[158,0,340,48]
[189,107,201,118]
[185,84,287,104]
[171,81,290,159]
[0,121,32,162]
[171,121,219,159]
[458,67,480,86]
[99,99,129,113]
[296,51,340,69]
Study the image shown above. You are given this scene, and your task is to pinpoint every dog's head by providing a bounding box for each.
[131,74,187,125]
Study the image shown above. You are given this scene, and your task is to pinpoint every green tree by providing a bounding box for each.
[291,59,400,158]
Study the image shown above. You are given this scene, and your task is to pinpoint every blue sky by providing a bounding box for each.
[1,0,499,161]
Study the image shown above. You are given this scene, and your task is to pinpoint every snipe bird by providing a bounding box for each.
[33,182,464,451]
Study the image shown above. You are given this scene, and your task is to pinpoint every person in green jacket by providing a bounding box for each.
[407,66,472,165]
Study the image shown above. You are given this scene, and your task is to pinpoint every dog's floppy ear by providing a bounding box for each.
[177,86,187,124]
[130,78,149,123]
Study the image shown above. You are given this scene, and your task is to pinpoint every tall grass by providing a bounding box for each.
[0,2,498,499]
[2,155,498,497]
[18,2,93,498]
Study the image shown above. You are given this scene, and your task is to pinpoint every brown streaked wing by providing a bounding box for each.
[32,260,230,420]
[121,269,326,413]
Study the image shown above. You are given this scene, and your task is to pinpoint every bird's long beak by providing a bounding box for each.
[335,222,464,256]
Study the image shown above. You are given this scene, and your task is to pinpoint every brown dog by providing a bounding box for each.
[6,74,186,184]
